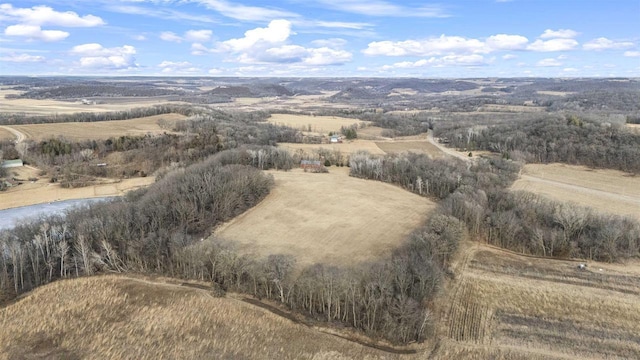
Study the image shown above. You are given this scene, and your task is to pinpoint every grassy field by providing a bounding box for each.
[7,113,187,141]
[0,275,402,360]
[267,113,366,134]
[375,140,445,158]
[511,163,640,220]
[0,127,13,141]
[215,167,436,266]
[432,243,640,359]
[0,89,177,115]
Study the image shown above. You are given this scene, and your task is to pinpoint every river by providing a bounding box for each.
[0,197,117,231]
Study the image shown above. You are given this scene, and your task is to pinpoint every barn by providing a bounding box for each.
[300,160,323,170]
[330,135,342,143]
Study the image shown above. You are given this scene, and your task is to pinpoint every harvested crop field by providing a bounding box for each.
[0,127,14,141]
[0,91,177,115]
[511,163,640,220]
[0,275,402,360]
[215,168,436,266]
[7,113,187,141]
[267,113,365,134]
[435,243,640,359]
[375,140,445,158]
[280,140,386,156]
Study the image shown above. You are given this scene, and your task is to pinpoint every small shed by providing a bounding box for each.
[1,159,23,168]
[330,135,342,143]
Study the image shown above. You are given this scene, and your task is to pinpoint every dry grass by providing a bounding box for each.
[536,91,573,97]
[0,90,178,115]
[7,113,187,142]
[626,123,640,133]
[280,140,386,156]
[511,163,640,219]
[267,114,366,134]
[0,176,154,210]
[375,140,445,158]
[0,275,399,360]
[478,104,546,113]
[0,127,13,141]
[215,168,436,266]
[434,244,640,359]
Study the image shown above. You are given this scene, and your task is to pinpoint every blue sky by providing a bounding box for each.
[1,0,639,77]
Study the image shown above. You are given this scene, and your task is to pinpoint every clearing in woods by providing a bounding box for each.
[6,113,187,141]
[511,163,640,220]
[267,113,366,134]
[279,140,386,156]
[433,243,640,359]
[0,275,405,360]
[215,167,436,266]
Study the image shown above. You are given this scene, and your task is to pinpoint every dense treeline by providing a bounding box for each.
[437,115,640,173]
[6,84,184,100]
[349,151,640,262]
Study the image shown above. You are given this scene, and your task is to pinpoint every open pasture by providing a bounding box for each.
[511,163,640,220]
[215,167,436,266]
[0,90,177,115]
[7,113,186,141]
[0,275,400,360]
[267,113,366,134]
[435,244,640,359]
[0,127,13,141]
[375,140,445,158]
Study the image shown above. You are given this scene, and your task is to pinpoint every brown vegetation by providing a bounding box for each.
[267,113,366,134]
[215,168,436,266]
[8,113,187,141]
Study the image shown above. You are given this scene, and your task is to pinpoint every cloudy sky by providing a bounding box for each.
[1,0,639,77]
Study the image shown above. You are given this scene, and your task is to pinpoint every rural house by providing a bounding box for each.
[330,135,342,143]
[300,160,323,170]
[1,159,23,168]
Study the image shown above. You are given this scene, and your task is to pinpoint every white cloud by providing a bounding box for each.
[132,34,147,41]
[0,52,45,62]
[0,4,104,27]
[311,0,448,17]
[540,29,579,39]
[70,43,137,69]
[106,5,217,24]
[185,30,212,42]
[527,38,578,52]
[157,61,201,74]
[583,37,634,51]
[308,21,371,30]
[191,43,211,55]
[502,54,517,60]
[563,67,578,72]
[537,58,562,67]
[624,51,640,57]
[4,24,68,42]
[382,54,486,69]
[194,0,298,22]
[221,20,292,52]
[216,20,351,66]
[486,34,528,50]
[363,35,486,56]
[160,31,182,43]
[311,38,347,48]
[208,68,223,75]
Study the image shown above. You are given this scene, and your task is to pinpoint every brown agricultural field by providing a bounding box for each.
[0,89,178,115]
[432,243,640,360]
[511,163,640,220]
[7,113,187,142]
[0,127,14,142]
[215,167,436,266]
[375,140,446,158]
[0,275,403,360]
[267,113,366,134]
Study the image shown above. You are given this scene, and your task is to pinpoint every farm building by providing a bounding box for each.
[330,135,342,143]
[300,160,323,170]
[1,159,23,168]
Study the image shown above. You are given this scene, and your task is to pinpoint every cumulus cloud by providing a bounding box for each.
[4,24,68,42]
[311,38,347,48]
[624,51,640,57]
[536,58,562,67]
[527,38,578,52]
[363,35,486,56]
[382,54,486,70]
[583,37,634,51]
[502,54,518,60]
[185,30,212,42]
[0,4,104,27]
[540,29,579,39]
[157,61,201,74]
[0,52,45,62]
[70,43,137,70]
[485,34,529,50]
[215,20,351,66]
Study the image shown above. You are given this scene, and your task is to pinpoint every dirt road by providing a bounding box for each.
[427,132,470,161]
[0,125,25,143]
